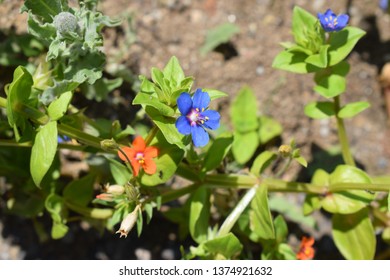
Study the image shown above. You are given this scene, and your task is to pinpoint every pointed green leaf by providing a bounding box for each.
[305,45,329,68]
[273,215,288,244]
[323,165,375,214]
[63,173,96,206]
[6,66,33,127]
[328,27,366,66]
[47,91,73,121]
[23,0,63,22]
[140,130,185,186]
[292,6,319,48]
[30,121,58,187]
[107,157,132,185]
[304,102,335,119]
[338,101,371,119]
[250,185,275,242]
[250,151,277,175]
[232,131,259,164]
[204,88,228,101]
[145,106,186,149]
[163,56,185,85]
[203,233,243,259]
[313,61,350,98]
[272,50,319,73]
[231,86,259,133]
[303,194,322,215]
[202,132,233,173]
[332,208,376,260]
[133,92,175,116]
[258,116,282,144]
[189,187,210,243]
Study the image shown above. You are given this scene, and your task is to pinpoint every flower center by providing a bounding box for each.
[135,152,145,164]
[325,16,338,28]
[187,108,208,126]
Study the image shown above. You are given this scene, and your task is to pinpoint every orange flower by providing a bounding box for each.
[118,136,158,176]
[296,236,315,260]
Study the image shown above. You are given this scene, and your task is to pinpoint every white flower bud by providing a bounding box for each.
[116,205,141,238]
[105,184,125,196]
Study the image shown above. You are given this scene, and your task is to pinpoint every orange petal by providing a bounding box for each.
[144,146,158,158]
[118,147,135,162]
[143,158,157,175]
[130,159,141,176]
[132,136,146,152]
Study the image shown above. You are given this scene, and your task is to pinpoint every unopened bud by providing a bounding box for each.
[96,193,114,202]
[278,144,292,158]
[100,139,119,152]
[125,182,140,202]
[116,205,141,238]
[105,184,125,196]
[53,12,79,36]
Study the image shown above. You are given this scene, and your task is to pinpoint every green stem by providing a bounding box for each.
[334,96,356,166]
[58,123,103,150]
[275,157,292,178]
[144,125,159,145]
[217,185,258,237]
[143,183,200,205]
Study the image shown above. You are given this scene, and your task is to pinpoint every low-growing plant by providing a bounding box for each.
[0,1,389,260]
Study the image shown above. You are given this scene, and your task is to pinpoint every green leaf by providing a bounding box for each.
[277,243,297,260]
[305,45,329,68]
[273,215,288,244]
[304,102,335,119]
[107,157,132,185]
[338,101,371,119]
[204,88,228,101]
[140,130,185,186]
[202,132,233,173]
[294,156,307,167]
[200,23,240,55]
[322,165,375,214]
[303,194,322,215]
[258,116,282,144]
[313,61,350,98]
[163,56,185,85]
[145,106,186,149]
[388,192,390,212]
[45,194,65,223]
[272,50,319,73]
[144,203,153,224]
[47,91,73,121]
[27,15,57,44]
[64,51,105,84]
[23,0,63,22]
[332,208,376,260]
[232,131,259,164]
[133,92,175,116]
[30,121,58,187]
[203,233,243,259]
[82,77,123,102]
[231,86,259,133]
[291,6,319,49]
[63,174,96,207]
[6,66,33,127]
[40,80,79,105]
[250,185,275,242]
[189,187,210,243]
[250,151,277,175]
[269,196,317,229]
[328,27,366,66]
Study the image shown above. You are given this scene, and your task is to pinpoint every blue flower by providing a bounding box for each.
[58,135,71,143]
[380,0,388,10]
[317,9,349,32]
[175,89,220,147]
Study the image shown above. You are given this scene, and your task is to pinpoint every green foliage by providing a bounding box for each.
[30,121,58,187]
[189,187,210,243]
[203,233,243,259]
[200,23,240,55]
[338,101,371,118]
[332,208,376,260]
[304,101,335,119]
[202,132,233,173]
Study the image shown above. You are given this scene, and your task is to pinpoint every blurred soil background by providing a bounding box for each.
[1,0,390,259]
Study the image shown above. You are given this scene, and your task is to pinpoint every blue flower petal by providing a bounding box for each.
[324,9,336,18]
[336,14,349,30]
[191,125,209,147]
[177,93,193,115]
[176,116,191,135]
[192,88,210,111]
[202,110,220,130]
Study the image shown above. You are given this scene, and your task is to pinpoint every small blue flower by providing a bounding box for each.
[175,89,220,147]
[58,135,71,143]
[317,9,349,32]
[380,0,388,10]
